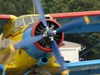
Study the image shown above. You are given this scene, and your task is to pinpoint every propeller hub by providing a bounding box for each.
[47,30,54,37]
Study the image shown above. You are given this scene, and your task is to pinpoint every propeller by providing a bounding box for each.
[33,0,48,29]
[9,35,44,52]
[56,16,90,33]
[33,0,71,74]
[33,0,90,74]
[51,39,70,75]
[9,0,90,75]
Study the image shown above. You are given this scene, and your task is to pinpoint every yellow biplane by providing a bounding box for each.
[0,0,100,75]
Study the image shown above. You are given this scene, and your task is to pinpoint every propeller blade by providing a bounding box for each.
[33,0,48,28]
[51,40,70,75]
[56,16,90,33]
[14,35,43,49]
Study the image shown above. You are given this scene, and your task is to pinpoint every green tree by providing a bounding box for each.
[0,0,33,16]
[66,0,100,60]
[0,0,100,60]
[42,0,69,13]
[67,0,95,12]
[0,0,16,15]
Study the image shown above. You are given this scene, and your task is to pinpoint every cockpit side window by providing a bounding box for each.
[15,18,23,26]
[24,16,32,25]
[11,22,15,28]
[11,18,24,34]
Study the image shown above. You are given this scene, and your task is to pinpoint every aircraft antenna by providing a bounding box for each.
[34,1,36,14]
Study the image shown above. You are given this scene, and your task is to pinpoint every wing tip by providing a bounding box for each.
[61,70,70,75]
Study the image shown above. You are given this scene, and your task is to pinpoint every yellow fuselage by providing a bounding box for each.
[0,15,60,75]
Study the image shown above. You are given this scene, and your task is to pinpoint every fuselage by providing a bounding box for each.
[0,14,59,75]
[1,10,100,75]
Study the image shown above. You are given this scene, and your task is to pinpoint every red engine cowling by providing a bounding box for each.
[31,19,64,52]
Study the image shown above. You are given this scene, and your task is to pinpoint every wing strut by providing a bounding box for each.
[0,64,6,75]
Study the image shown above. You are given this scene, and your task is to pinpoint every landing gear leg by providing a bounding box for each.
[24,68,33,75]
[24,65,41,75]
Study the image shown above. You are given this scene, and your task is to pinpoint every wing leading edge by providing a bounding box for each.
[50,11,100,34]
[67,59,100,75]
[50,10,100,18]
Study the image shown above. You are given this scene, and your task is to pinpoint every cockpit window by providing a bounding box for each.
[11,18,24,34]
[15,18,23,26]
[24,16,32,25]
[32,16,40,23]
[12,22,15,28]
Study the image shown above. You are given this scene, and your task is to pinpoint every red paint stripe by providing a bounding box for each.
[31,19,64,52]
[0,14,11,20]
[50,10,100,18]
[6,32,23,38]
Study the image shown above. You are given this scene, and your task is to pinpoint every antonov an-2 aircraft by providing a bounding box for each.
[0,0,100,75]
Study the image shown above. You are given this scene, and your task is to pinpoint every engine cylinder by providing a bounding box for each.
[31,19,64,52]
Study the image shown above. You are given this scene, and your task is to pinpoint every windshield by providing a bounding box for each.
[24,16,32,25]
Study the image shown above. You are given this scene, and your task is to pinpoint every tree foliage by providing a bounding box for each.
[41,0,100,60]
[42,0,69,13]
[64,0,100,60]
[67,0,94,12]
[0,0,100,60]
[0,0,33,16]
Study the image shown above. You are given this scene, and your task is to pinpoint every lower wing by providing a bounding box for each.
[67,59,100,75]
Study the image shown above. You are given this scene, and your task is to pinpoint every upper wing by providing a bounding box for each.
[50,11,100,18]
[0,14,17,34]
[50,10,100,34]
[67,59,100,75]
